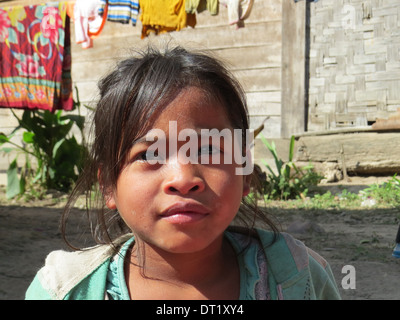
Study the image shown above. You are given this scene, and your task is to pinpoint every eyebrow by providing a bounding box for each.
[131,136,155,147]
[131,127,233,147]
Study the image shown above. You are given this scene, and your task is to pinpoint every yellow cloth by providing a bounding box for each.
[139,0,196,38]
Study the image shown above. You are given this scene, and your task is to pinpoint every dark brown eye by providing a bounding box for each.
[199,145,220,155]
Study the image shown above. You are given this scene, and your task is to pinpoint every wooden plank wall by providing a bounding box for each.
[70,1,283,138]
[0,0,283,138]
[280,0,306,138]
[307,0,400,132]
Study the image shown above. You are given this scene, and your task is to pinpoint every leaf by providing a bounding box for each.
[23,131,35,144]
[6,159,21,199]
[42,110,57,126]
[260,159,277,178]
[52,138,65,159]
[49,167,55,180]
[260,133,282,172]
[61,114,85,131]
[32,170,42,184]
[288,135,295,162]
[1,147,14,154]
[20,110,41,133]
[19,171,26,195]
[0,134,9,144]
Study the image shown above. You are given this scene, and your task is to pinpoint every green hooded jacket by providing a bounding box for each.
[25,229,341,300]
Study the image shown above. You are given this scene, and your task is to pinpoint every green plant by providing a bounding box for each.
[259,134,323,200]
[338,189,359,202]
[308,191,338,209]
[362,174,400,207]
[0,87,87,199]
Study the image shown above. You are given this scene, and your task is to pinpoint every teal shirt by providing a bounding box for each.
[105,233,269,300]
[25,229,341,300]
[106,237,133,300]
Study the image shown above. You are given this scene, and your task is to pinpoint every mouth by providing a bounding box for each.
[160,202,209,224]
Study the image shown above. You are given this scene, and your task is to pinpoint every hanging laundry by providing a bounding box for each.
[98,0,139,26]
[0,2,73,111]
[219,0,254,28]
[186,0,218,15]
[74,0,107,49]
[139,0,196,39]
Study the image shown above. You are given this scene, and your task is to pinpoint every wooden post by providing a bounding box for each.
[281,0,307,138]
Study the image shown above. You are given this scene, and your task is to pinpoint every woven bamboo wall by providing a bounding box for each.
[308,0,400,131]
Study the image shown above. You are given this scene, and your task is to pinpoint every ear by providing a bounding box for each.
[105,195,117,210]
[242,174,251,197]
[98,168,117,209]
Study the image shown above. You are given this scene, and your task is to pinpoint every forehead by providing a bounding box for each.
[152,86,232,131]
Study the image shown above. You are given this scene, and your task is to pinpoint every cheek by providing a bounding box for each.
[110,172,143,211]
[112,170,161,219]
[208,169,244,204]
[113,192,150,234]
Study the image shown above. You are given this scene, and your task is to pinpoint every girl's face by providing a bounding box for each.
[106,86,250,254]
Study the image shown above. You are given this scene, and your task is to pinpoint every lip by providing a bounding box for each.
[160,202,209,224]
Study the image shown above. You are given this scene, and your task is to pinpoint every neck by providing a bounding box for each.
[132,235,230,284]
[125,235,240,299]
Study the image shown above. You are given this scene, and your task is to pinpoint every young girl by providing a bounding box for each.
[26,45,340,300]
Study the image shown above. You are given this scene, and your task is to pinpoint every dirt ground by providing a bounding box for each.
[0,177,399,300]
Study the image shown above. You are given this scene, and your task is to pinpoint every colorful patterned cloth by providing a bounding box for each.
[0,2,72,111]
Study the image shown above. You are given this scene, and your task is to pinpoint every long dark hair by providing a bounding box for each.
[61,45,278,250]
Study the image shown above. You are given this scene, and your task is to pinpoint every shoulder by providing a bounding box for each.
[26,234,133,300]
[256,229,327,271]
[255,229,341,300]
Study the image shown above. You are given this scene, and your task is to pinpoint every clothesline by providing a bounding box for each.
[0,0,255,111]
[73,0,255,48]
[1,0,259,50]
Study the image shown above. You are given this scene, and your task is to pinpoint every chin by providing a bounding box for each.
[157,234,220,255]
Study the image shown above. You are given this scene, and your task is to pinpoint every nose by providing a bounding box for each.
[162,162,205,195]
